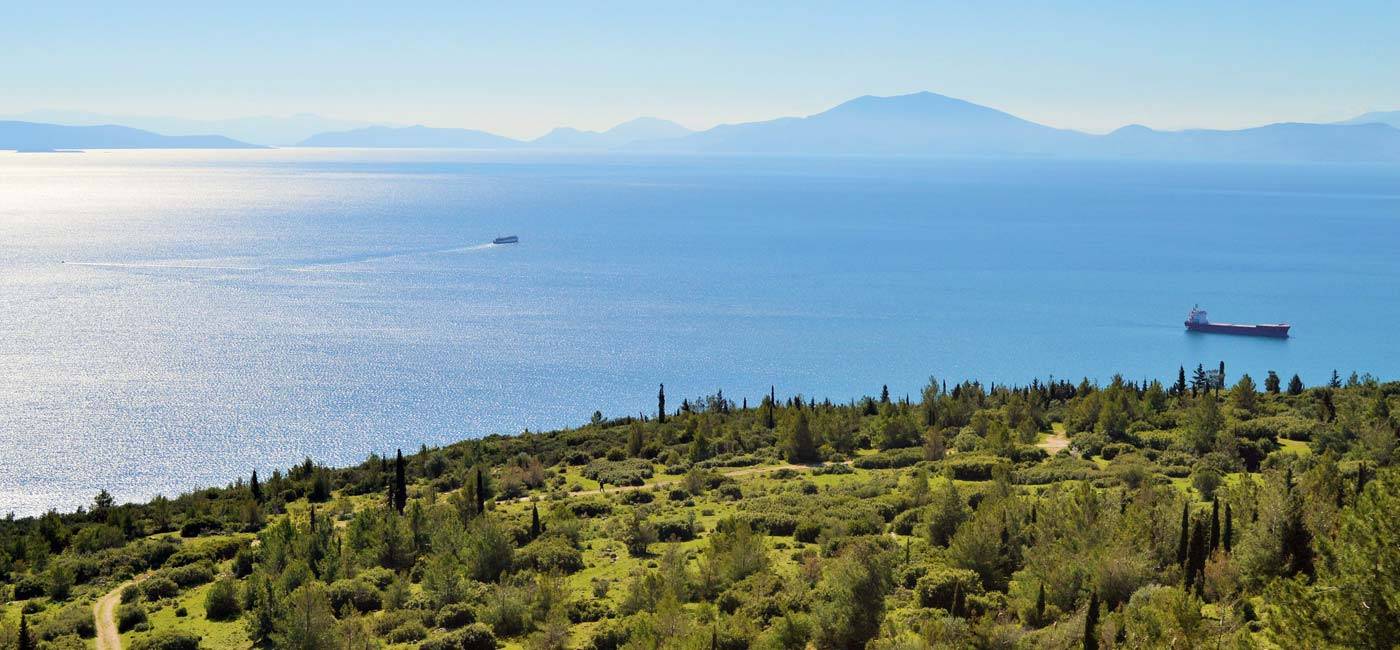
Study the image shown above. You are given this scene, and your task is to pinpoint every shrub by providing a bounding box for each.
[916,565,984,610]
[388,621,429,644]
[812,463,854,475]
[653,516,698,542]
[130,630,202,650]
[852,447,924,469]
[436,602,476,629]
[12,573,46,600]
[204,578,243,620]
[582,458,653,486]
[178,516,222,538]
[1014,456,1101,485]
[141,577,180,601]
[121,584,142,604]
[567,499,612,518]
[37,603,95,640]
[419,623,499,650]
[1100,442,1138,460]
[117,603,148,632]
[164,562,214,588]
[943,455,1009,481]
[327,579,383,614]
[515,537,585,574]
[620,490,654,504]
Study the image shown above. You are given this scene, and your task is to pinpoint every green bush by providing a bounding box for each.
[582,458,653,486]
[388,621,429,643]
[436,602,476,629]
[915,565,983,610]
[852,447,924,469]
[120,584,142,603]
[38,603,96,640]
[141,577,180,601]
[419,623,498,650]
[515,536,584,574]
[163,562,214,588]
[117,603,148,632]
[327,578,383,614]
[943,455,1009,481]
[130,630,201,650]
[204,578,242,621]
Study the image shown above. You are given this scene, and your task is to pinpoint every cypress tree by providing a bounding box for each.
[475,467,486,515]
[392,449,407,514]
[1209,497,1220,552]
[765,385,776,429]
[530,503,541,539]
[250,469,263,503]
[1223,503,1233,554]
[18,613,34,650]
[1186,519,1207,596]
[880,384,890,403]
[1035,582,1046,624]
[1177,503,1189,565]
[657,383,666,423]
[1357,463,1369,499]
[1083,591,1099,650]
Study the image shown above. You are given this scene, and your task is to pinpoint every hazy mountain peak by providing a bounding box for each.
[0,121,260,151]
[1336,109,1400,128]
[531,116,692,149]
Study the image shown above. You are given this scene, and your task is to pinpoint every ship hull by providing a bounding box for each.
[1185,322,1289,338]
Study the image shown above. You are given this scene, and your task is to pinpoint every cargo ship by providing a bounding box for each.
[1184,305,1289,338]
[492,235,519,244]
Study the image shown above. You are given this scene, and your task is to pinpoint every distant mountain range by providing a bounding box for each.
[0,121,258,151]
[1,110,379,146]
[7,93,1400,162]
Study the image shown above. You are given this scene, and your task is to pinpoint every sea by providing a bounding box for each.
[2,148,1398,515]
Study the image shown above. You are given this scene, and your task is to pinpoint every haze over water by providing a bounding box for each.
[3,149,1398,515]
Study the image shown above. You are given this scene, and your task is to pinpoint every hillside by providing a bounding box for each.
[0,121,260,151]
[533,117,693,149]
[298,125,523,148]
[0,370,1394,648]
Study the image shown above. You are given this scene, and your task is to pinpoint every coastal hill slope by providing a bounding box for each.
[1336,109,1400,129]
[2,110,379,146]
[658,91,1088,155]
[297,124,523,148]
[0,121,259,151]
[1099,121,1400,162]
[533,116,693,149]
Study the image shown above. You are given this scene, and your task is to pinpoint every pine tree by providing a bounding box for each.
[1177,502,1189,565]
[1287,373,1305,396]
[782,409,817,463]
[250,469,263,503]
[530,503,541,540]
[657,383,666,424]
[1329,369,1342,388]
[1217,360,1226,396]
[17,613,35,650]
[1223,503,1233,554]
[1265,370,1281,394]
[1174,365,1187,396]
[1083,591,1099,650]
[392,449,407,514]
[1209,497,1221,552]
[880,384,890,403]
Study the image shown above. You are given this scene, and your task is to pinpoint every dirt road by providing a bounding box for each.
[94,575,145,650]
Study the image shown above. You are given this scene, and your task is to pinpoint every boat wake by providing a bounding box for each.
[66,241,502,275]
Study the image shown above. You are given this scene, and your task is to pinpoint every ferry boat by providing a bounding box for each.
[1184,305,1289,338]
[492,235,519,244]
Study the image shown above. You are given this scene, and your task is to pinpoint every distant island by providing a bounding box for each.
[0,369,1393,648]
[0,121,260,152]
[10,93,1400,162]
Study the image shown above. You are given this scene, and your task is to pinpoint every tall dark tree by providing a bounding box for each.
[880,384,890,403]
[1083,591,1099,650]
[250,469,263,503]
[781,408,818,463]
[657,383,666,423]
[1174,366,1187,396]
[1287,373,1305,396]
[765,385,776,429]
[1177,502,1190,565]
[1035,582,1046,624]
[1185,518,1208,596]
[1281,490,1315,578]
[1210,497,1221,552]
[530,503,541,540]
[1328,369,1342,389]
[1265,370,1281,394]
[392,449,407,514]
[1223,503,1233,554]
[17,613,35,650]
[1217,360,1226,396]
[475,466,486,515]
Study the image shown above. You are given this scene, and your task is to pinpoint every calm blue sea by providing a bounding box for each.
[2,149,1398,514]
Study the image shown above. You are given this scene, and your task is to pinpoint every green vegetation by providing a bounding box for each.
[0,371,1396,649]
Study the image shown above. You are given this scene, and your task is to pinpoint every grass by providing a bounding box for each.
[122,580,249,650]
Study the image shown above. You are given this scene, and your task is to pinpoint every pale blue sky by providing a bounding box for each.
[4,1,1397,138]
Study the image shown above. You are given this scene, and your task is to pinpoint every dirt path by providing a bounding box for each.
[1038,431,1071,456]
[94,575,146,650]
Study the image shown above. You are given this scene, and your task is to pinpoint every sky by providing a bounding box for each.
[3,1,1398,139]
